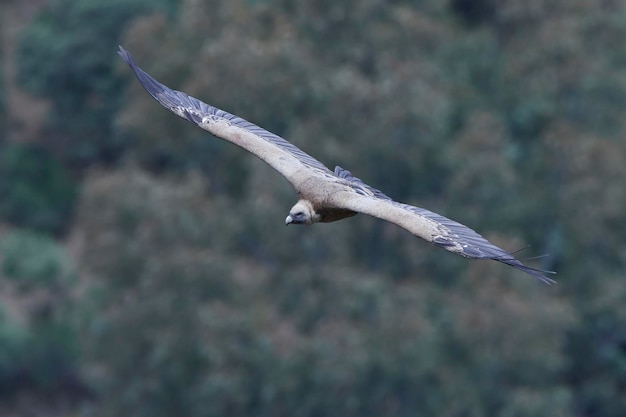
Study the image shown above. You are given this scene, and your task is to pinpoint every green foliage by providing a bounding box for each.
[0,143,77,235]
[73,1,626,414]
[0,230,80,398]
[0,307,29,393]
[74,168,573,417]
[1,230,74,289]
[16,0,177,167]
[0,57,4,136]
[450,0,495,27]
[2,0,626,415]
[0,310,80,398]
[564,279,626,417]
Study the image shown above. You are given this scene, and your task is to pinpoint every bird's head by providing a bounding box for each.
[285,200,319,225]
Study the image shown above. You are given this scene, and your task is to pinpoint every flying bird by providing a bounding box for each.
[118,46,555,285]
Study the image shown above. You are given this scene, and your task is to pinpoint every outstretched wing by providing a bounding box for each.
[118,46,334,187]
[330,167,556,284]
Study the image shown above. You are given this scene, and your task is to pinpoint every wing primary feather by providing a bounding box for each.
[490,255,557,285]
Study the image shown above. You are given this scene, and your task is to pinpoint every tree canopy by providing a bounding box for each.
[1,0,625,416]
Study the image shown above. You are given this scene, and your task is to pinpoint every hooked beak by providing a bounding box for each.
[285,215,293,226]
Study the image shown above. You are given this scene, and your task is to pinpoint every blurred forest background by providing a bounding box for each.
[0,0,625,416]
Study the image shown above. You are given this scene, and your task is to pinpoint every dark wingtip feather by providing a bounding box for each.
[494,256,557,285]
[118,46,139,71]
[117,46,167,102]
[117,45,130,61]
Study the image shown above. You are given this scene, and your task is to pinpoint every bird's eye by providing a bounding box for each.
[293,211,308,222]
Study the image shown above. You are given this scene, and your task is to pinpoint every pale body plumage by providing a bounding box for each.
[118,46,555,284]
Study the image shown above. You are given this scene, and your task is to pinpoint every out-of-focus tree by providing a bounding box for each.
[0,41,5,139]
[545,123,626,279]
[564,278,626,417]
[443,111,518,228]
[0,143,77,235]
[439,262,575,416]
[3,0,625,415]
[545,123,626,416]
[72,165,575,417]
[16,0,177,169]
[0,229,84,406]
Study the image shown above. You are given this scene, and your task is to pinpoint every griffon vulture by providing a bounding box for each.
[118,46,555,285]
